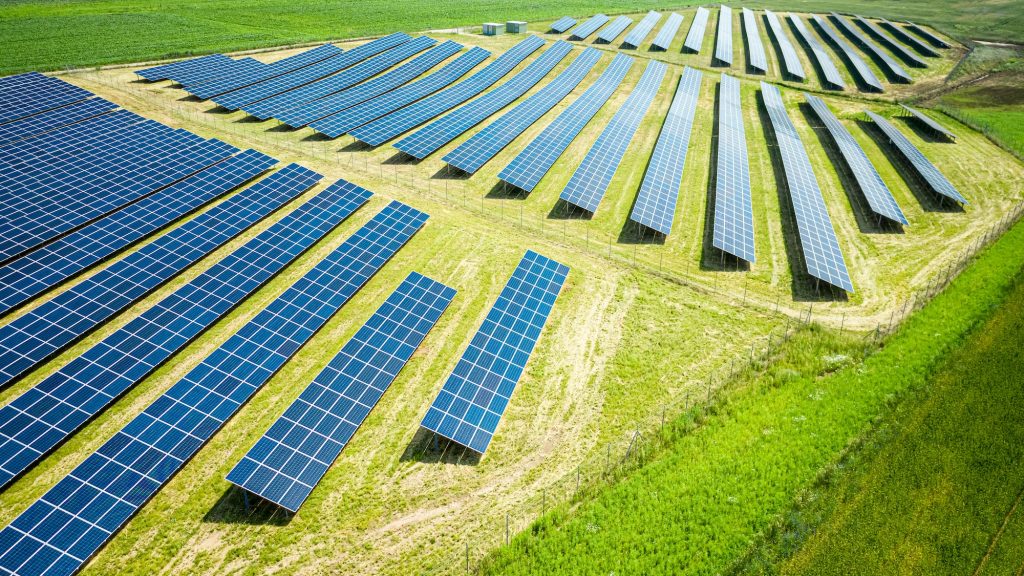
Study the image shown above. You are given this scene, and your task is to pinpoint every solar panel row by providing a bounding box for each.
[0,111,143,173]
[829,13,911,83]
[651,12,684,51]
[421,250,568,454]
[0,164,322,390]
[761,82,853,292]
[596,16,633,44]
[394,40,573,160]
[310,47,489,138]
[443,47,601,174]
[0,98,117,147]
[900,104,955,141]
[855,16,927,68]
[906,22,950,48]
[0,201,426,576]
[811,15,884,92]
[622,11,661,48]
[550,16,578,34]
[136,54,233,82]
[789,14,845,89]
[0,76,93,124]
[683,7,711,53]
[499,53,633,192]
[0,177,372,490]
[879,19,939,57]
[741,8,768,72]
[715,6,734,65]
[764,10,806,79]
[570,14,610,40]
[560,60,666,214]
[226,271,455,512]
[866,111,967,204]
[187,43,345,100]
[177,57,267,88]
[712,74,755,263]
[804,93,908,225]
[630,66,703,235]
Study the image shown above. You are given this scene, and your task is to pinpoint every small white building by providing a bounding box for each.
[506,21,528,33]
[482,22,504,36]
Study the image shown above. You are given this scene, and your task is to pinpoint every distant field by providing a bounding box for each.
[1,0,1023,74]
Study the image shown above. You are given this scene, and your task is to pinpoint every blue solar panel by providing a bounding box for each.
[905,22,950,48]
[0,76,93,124]
[789,14,845,89]
[0,178,371,489]
[227,271,454,511]
[277,40,462,128]
[630,66,702,235]
[212,51,362,111]
[855,16,927,68]
[0,201,425,576]
[443,47,601,174]
[830,14,910,83]
[136,54,233,82]
[712,74,755,263]
[351,36,546,146]
[560,59,666,213]
[651,12,684,51]
[764,10,806,79]
[0,164,322,390]
[0,72,47,92]
[0,98,117,146]
[243,34,430,121]
[499,53,633,192]
[900,104,955,140]
[866,110,967,204]
[879,19,939,57]
[804,94,907,225]
[714,6,734,65]
[394,40,572,160]
[761,82,853,292]
[177,57,267,88]
[310,47,489,138]
[421,250,568,454]
[569,14,610,40]
[622,11,661,48]
[596,16,633,44]
[0,110,142,168]
[186,43,345,100]
[811,15,884,92]
[742,8,768,72]
[683,7,711,52]
[550,16,577,33]
[0,150,276,312]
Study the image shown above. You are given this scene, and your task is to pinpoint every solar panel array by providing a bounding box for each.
[394,40,572,160]
[0,201,426,576]
[499,53,633,192]
[351,36,545,146]
[310,47,489,138]
[684,7,711,52]
[789,14,846,89]
[830,13,911,83]
[550,16,578,33]
[0,164,321,390]
[712,74,755,263]
[866,111,967,204]
[0,178,372,490]
[715,6,734,65]
[622,11,661,48]
[0,74,93,124]
[906,22,950,48]
[278,40,462,128]
[178,57,267,88]
[569,14,610,40]
[444,48,601,174]
[596,16,633,44]
[186,43,344,100]
[420,250,567,454]
[900,104,955,141]
[879,19,939,57]
[560,60,666,213]
[651,12,684,51]
[630,67,703,235]
[136,54,232,82]
[761,82,853,292]
[764,10,806,79]
[804,93,908,225]
[0,150,276,313]
[0,97,117,147]
[226,271,455,512]
[741,8,768,72]
[855,16,927,68]
[811,15,884,92]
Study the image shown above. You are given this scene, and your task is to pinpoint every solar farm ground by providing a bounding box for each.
[1,6,1022,576]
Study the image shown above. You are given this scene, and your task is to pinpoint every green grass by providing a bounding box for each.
[479,208,1024,575]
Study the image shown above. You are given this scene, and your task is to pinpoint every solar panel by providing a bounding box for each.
[764,10,805,79]
[0,98,117,147]
[811,15,884,92]
[0,164,322,390]
[550,16,577,34]
[761,82,853,292]
[651,12,684,51]
[596,16,633,44]
[226,271,455,512]
[622,11,661,48]
[136,54,232,82]
[906,22,950,48]
[0,76,93,124]
[855,16,927,68]
[866,110,967,204]
[311,47,489,139]
[421,250,567,454]
[569,14,610,40]
[683,7,711,53]
[394,40,572,160]
[630,67,702,235]
[712,74,755,263]
[830,13,911,83]
[499,53,633,192]
[742,8,768,72]
[186,43,346,100]
[443,47,601,174]
[0,109,141,165]
[242,35,433,121]
[351,36,545,146]
[177,57,268,88]
[277,40,462,128]
[0,72,47,92]
[560,60,666,213]
[714,6,734,65]
[788,14,846,89]
[879,19,939,57]
[900,104,955,141]
[804,93,908,225]
[0,201,425,576]
[0,178,371,489]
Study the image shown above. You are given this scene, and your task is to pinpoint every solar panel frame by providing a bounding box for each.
[596,16,633,44]
[900,104,955,141]
[829,13,911,83]
[650,12,684,51]
[226,271,455,512]
[866,110,966,204]
[811,15,884,92]
[905,22,951,48]
[764,10,806,79]
[879,19,939,57]
[741,8,768,72]
[622,11,661,48]
[788,14,846,89]
[550,17,577,34]
[420,250,568,454]
[0,98,118,147]
[854,16,928,68]
[569,14,610,40]
[714,6,734,65]
[683,7,711,53]
[712,74,755,263]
